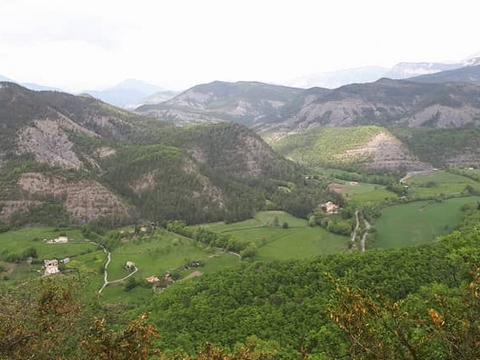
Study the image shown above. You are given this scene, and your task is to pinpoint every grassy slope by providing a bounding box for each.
[375,197,480,248]
[272,126,385,167]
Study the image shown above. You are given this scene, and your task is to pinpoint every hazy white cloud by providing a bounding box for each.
[0,0,478,92]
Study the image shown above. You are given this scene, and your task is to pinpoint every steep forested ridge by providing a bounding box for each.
[0,83,336,227]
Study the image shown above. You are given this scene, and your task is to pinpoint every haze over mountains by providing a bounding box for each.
[82,79,175,108]
[2,51,480,108]
[286,52,480,89]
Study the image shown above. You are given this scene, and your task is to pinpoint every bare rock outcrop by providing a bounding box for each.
[0,200,43,220]
[335,132,430,171]
[17,172,131,223]
[17,120,84,169]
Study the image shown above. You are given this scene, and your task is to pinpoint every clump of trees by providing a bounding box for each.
[309,204,355,236]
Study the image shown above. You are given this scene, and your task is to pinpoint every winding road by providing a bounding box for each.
[351,210,371,252]
[361,218,371,252]
[88,240,138,294]
[351,210,360,243]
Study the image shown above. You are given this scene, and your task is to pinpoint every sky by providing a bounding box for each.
[0,0,478,92]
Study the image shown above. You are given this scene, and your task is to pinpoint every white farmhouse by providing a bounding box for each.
[45,236,69,244]
[44,259,60,276]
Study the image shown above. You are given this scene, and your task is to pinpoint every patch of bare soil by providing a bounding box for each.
[184,271,202,280]
[130,172,157,193]
[328,183,347,193]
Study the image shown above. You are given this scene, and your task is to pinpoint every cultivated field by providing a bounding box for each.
[0,226,240,301]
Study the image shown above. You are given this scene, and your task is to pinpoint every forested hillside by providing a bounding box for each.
[2,204,479,359]
[0,83,336,227]
[133,77,480,171]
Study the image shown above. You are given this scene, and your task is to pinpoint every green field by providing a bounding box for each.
[95,230,242,300]
[330,181,397,203]
[375,197,480,248]
[107,232,233,280]
[0,226,241,301]
[405,170,480,197]
[198,211,349,260]
[0,227,99,281]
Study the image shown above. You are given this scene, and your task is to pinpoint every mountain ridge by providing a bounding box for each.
[136,80,303,126]
[0,82,323,227]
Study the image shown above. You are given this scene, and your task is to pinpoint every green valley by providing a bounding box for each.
[195,211,348,260]
[2,72,480,359]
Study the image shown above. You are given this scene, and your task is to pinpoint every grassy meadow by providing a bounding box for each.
[0,227,98,281]
[0,226,241,301]
[198,211,349,260]
[329,181,397,203]
[374,197,480,248]
[405,170,480,197]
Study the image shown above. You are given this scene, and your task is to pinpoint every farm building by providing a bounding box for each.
[321,201,340,214]
[44,259,60,276]
[44,236,69,244]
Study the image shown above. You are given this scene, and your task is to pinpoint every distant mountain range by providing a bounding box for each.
[136,81,303,126]
[286,53,480,89]
[3,51,480,109]
[0,74,64,92]
[136,65,480,132]
[0,75,176,108]
[136,64,480,170]
[82,79,169,108]
[286,66,389,89]
[409,65,480,84]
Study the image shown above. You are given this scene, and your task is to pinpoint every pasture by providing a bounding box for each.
[374,197,480,248]
[405,170,480,197]
[0,226,240,301]
[0,227,98,281]
[329,181,397,203]
[98,229,240,300]
[199,211,349,260]
[107,231,224,280]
